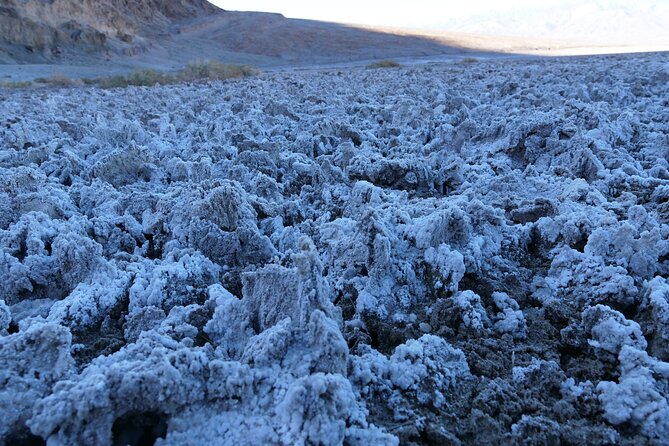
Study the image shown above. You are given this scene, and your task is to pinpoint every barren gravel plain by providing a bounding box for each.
[2,52,669,445]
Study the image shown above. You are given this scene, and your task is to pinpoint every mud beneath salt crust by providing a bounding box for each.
[1,53,669,445]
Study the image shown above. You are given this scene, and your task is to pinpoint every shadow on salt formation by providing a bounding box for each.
[112,412,167,446]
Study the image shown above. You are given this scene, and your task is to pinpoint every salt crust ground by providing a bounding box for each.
[1,52,669,445]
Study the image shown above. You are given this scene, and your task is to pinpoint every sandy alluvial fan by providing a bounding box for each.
[2,53,669,445]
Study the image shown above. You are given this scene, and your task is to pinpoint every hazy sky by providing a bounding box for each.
[210,0,649,28]
[210,0,555,27]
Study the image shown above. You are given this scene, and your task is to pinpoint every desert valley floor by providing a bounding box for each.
[2,52,669,445]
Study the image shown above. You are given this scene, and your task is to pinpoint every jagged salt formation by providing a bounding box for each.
[1,52,669,445]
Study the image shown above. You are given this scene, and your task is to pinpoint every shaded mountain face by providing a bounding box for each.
[0,0,220,62]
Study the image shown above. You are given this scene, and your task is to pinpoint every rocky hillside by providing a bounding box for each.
[0,0,220,62]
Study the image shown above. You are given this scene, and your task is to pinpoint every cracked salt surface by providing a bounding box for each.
[1,52,669,445]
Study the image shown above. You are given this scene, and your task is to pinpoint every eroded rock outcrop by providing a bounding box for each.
[0,0,219,61]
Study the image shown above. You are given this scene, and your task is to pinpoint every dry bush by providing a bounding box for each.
[98,70,175,89]
[368,59,402,69]
[0,80,33,88]
[96,62,255,89]
[125,69,175,86]
[34,74,76,86]
[178,60,255,82]
[98,75,129,89]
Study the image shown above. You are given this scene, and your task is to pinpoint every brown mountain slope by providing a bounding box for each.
[0,0,220,62]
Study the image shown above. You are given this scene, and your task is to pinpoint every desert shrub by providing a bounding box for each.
[177,60,255,82]
[34,74,76,86]
[125,69,175,86]
[98,75,129,89]
[98,70,175,89]
[368,59,401,69]
[0,80,33,88]
[461,57,479,63]
[95,62,255,89]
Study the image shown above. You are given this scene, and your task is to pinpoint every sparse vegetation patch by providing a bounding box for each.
[367,59,402,69]
[95,61,256,89]
[3,61,257,90]
[0,80,33,89]
[177,60,256,82]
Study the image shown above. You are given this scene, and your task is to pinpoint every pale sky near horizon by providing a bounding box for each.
[211,0,560,27]
[210,0,659,28]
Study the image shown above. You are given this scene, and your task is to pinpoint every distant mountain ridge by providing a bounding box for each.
[0,0,220,62]
[444,0,669,45]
